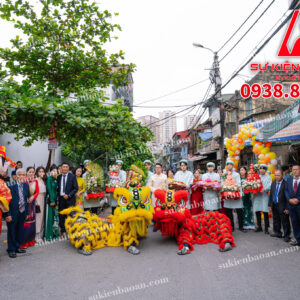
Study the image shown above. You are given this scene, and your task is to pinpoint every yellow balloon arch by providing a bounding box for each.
[225,124,277,181]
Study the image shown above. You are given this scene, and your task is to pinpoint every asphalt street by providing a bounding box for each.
[1,222,300,300]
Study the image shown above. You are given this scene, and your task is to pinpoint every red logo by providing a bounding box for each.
[278,10,300,57]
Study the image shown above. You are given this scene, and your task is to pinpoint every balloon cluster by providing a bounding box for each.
[225,124,277,180]
[225,124,257,170]
[252,140,277,181]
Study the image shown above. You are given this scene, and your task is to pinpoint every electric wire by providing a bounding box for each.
[217,0,265,53]
[219,0,276,63]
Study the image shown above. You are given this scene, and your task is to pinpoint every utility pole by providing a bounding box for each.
[192,43,224,167]
[213,53,224,168]
[235,90,240,134]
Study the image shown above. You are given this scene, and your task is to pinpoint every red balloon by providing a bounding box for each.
[265,142,272,148]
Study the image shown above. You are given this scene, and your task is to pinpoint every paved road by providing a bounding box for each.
[1,224,299,300]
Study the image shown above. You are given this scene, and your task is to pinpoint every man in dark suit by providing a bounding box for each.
[284,164,300,246]
[268,170,291,242]
[57,162,78,235]
[3,168,30,258]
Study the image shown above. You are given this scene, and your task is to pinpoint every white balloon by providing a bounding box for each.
[270,159,277,166]
[235,156,240,160]
[251,129,258,136]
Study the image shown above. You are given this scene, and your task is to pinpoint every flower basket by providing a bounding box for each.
[193,179,221,191]
[168,180,187,190]
[85,162,104,195]
[221,171,241,200]
[106,165,124,190]
[105,187,116,193]
[243,164,263,194]
[87,192,105,199]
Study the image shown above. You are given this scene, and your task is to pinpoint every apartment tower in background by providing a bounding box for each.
[158,111,177,144]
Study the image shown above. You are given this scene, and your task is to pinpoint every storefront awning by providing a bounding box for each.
[267,119,300,142]
[188,155,208,162]
[198,132,212,141]
[256,99,300,141]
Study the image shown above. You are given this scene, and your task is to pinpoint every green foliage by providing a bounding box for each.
[0,0,153,162]
[61,137,153,171]
[0,0,133,95]
[87,161,104,190]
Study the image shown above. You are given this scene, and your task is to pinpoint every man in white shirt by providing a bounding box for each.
[174,159,193,188]
[116,160,127,185]
[174,159,193,208]
[149,163,168,206]
[144,160,154,186]
[202,162,221,211]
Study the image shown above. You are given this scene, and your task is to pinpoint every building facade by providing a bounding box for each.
[158,111,177,144]
[184,115,196,130]
[137,115,160,144]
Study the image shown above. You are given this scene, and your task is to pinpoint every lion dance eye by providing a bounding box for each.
[156,199,162,207]
[120,196,127,206]
[177,199,185,208]
[144,197,150,205]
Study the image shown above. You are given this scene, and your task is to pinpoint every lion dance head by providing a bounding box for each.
[153,182,190,237]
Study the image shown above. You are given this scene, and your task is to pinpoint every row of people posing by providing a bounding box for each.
[4,163,80,257]
[148,159,300,247]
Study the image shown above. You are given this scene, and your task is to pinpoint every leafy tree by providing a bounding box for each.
[0,0,152,168]
[62,137,153,170]
[0,0,131,95]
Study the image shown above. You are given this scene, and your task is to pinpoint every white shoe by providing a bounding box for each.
[127,245,140,255]
[219,242,232,252]
[78,248,92,255]
[177,246,190,255]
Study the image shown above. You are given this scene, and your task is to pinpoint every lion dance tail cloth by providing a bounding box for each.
[61,165,154,254]
[153,185,235,253]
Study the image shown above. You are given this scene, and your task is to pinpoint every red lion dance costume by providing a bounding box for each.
[153,183,235,255]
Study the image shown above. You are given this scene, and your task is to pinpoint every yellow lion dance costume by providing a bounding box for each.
[61,165,154,255]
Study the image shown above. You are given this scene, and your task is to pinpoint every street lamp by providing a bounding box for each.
[193,42,225,168]
[192,43,215,55]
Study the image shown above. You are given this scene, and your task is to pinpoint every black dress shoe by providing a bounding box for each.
[264,230,269,235]
[290,241,300,246]
[8,252,16,258]
[254,227,262,232]
[284,237,291,243]
[16,248,26,254]
[238,229,247,233]
[270,233,282,238]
